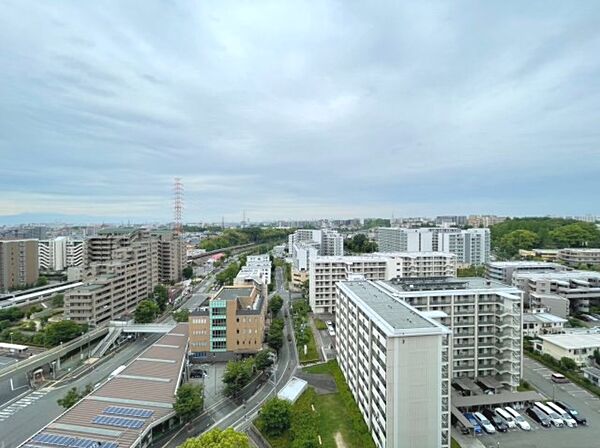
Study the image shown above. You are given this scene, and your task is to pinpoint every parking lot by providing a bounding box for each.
[456,358,600,448]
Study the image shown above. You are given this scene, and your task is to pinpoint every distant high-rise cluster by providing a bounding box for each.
[38,237,84,271]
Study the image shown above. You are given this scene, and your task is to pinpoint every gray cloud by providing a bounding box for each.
[0,0,599,222]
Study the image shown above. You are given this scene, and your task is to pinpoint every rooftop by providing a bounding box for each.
[338,281,449,336]
[384,276,517,292]
[522,312,567,324]
[513,270,600,281]
[540,333,600,349]
[21,323,189,448]
[487,261,564,268]
[215,286,254,301]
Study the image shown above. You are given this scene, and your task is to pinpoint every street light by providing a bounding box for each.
[10,332,14,344]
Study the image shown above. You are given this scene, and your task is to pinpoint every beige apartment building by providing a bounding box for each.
[189,281,268,361]
[151,230,186,283]
[558,248,600,266]
[309,252,457,314]
[0,239,39,292]
[65,229,160,326]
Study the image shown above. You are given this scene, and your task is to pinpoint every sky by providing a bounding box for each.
[1,1,599,224]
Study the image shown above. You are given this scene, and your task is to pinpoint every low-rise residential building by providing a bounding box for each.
[0,239,39,293]
[467,215,507,228]
[538,333,600,365]
[512,270,600,315]
[379,277,523,389]
[529,293,570,319]
[583,366,600,387]
[558,248,600,266]
[235,253,272,285]
[518,248,560,261]
[486,261,568,284]
[522,311,567,337]
[39,237,85,271]
[189,280,268,361]
[309,252,457,313]
[336,280,451,448]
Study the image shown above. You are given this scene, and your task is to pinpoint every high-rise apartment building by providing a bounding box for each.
[0,239,39,292]
[379,277,523,389]
[287,228,344,256]
[189,280,268,361]
[309,252,457,313]
[65,228,162,326]
[376,227,491,265]
[38,237,85,271]
[486,261,568,284]
[151,230,186,284]
[336,280,451,448]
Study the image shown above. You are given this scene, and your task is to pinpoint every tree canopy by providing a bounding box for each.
[254,349,274,371]
[259,397,292,436]
[222,358,255,397]
[44,320,87,346]
[172,308,190,322]
[268,295,284,316]
[267,318,285,352]
[174,383,204,421]
[180,428,250,448]
[199,228,292,251]
[183,266,194,279]
[345,234,378,253]
[134,300,160,323]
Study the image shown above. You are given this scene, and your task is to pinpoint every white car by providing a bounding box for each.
[473,412,496,434]
[547,402,577,428]
[494,407,517,429]
[505,406,531,431]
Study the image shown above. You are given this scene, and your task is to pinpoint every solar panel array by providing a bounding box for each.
[31,433,118,448]
[93,415,144,429]
[103,406,154,418]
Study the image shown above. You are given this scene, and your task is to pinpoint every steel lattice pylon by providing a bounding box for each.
[173,177,184,234]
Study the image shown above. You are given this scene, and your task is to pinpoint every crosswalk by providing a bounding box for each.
[0,389,49,422]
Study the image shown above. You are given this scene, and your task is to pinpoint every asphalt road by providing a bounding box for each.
[160,266,299,447]
[0,335,160,448]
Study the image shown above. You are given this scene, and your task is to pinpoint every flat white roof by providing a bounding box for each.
[522,313,567,324]
[488,261,562,267]
[513,270,600,281]
[540,333,600,350]
[277,377,308,403]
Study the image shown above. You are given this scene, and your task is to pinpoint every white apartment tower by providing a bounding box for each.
[39,237,85,271]
[309,252,457,313]
[287,228,344,256]
[379,277,523,389]
[336,280,451,448]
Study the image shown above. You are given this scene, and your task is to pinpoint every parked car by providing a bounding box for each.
[505,406,531,431]
[526,406,551,428]
[494,407,517,429]
[326,320,333,326]
[464,412,482,434]
[534,402,565,427]
[482,409,508,432]
[547,402,577,428]
[555,400,587,425]
[473,412,496,434]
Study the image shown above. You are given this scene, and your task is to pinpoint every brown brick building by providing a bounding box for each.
[0,239,39,292]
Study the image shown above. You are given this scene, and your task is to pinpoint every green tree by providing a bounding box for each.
[44,320,87,346]
[259,397,292,436]
[549,223,599,248]
[268,295,284,316]
[173,383,204,421]
[222,358,255,397]
[134,300,160,323]
[183,266,194,279]
[153,284,169,312]
[216,262,241,286]
[57,387,81,409]
[180,428,250,448]
[51,293,64,308]
[36,276,49,287]
[345,234,378,253]
[267,318,285,352]
[560,357,578,371]
[254,349,274,371]
[498,229,540,257]
[172,308,190,323]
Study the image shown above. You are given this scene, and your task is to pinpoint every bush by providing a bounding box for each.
[259,398,292,436]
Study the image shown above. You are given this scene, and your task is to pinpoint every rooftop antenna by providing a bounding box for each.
[173,177,184,235]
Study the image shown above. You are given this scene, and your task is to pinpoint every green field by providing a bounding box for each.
[297,324,319,364]
[314,318,328,330]
[257,361,376,448]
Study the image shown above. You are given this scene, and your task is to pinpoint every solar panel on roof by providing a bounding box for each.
[31,433,118,448]
[93,415,144,429]
[103,406,153,418]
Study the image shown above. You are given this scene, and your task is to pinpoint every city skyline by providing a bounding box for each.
[1,1,600,222]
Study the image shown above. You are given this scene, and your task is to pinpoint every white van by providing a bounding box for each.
[473,412,496,434]
[546,402,577,427]
[494,407,517,429]
[534,401,564,427]
[505,406,531,431]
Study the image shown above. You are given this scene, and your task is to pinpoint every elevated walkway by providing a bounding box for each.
[90,326,123,358]
[110,321,177,333]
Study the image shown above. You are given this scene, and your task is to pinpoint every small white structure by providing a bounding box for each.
[539,333,600,365]
[277,377,308,404]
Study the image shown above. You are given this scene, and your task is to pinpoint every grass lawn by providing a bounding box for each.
[257,361,375,448]
[297,322,320,364]
[314,318,328,330]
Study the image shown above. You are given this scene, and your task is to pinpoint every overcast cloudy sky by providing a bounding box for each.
[1,1,599,223]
